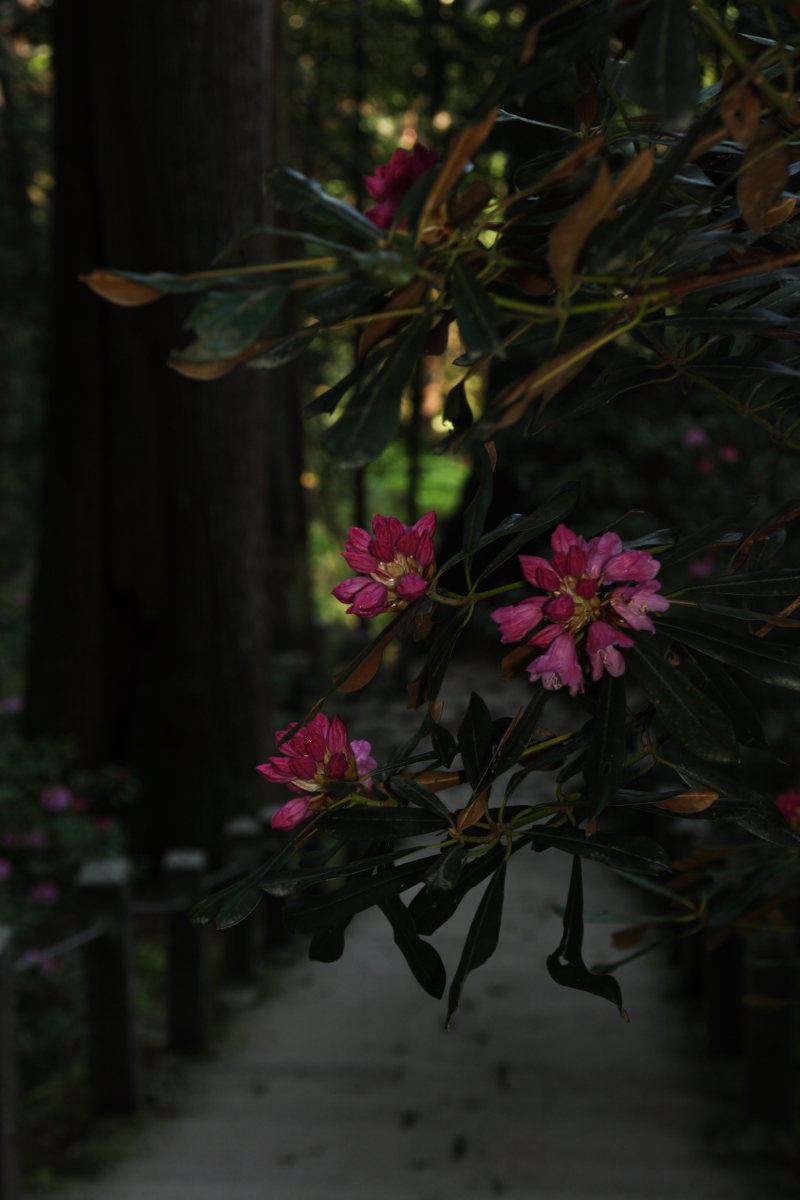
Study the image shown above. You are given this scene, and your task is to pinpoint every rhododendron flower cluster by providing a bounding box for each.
[333,511,437,618]
[257,713,377,830]
[492,524,670,695]
[777,790,800,834]
[364,143,440,229]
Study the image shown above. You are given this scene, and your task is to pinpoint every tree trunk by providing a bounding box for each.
[26,0,305,856]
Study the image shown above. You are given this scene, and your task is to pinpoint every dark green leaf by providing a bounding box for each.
[309,922,350,963]
[526,828,669,876]
[185,287,288,358]
[627,637,739,762]
[265,166,382,242]
[686,601,800,627]
[458,693,495,792]
[675,757,800,849]
[547,858,627,1016]
[584,673,627,820]
[387,776,453,822]
[304,360,365,418]
[322,312,432,468]
[248,330,315,371]
[679,567,800,597]
[476,484,581,583]
[411,610,470,705]
[261,847,422,897]
[430,718,458,768]
[687,653,766,747]
[660,512,746,571]
[463,442,496,557]
[322,807,450,839]
[425,846,467,894]
[410,845,505,935]
[647,308,791,331]
[626,0,701,129]
[491,689,548,778]
[379,895,446,998]
[303,281,379,321]
[446,862,507,1029]
[659,611,800,690]
[286,855,438,934]
[443,381,474,432]
[450,262,501,360]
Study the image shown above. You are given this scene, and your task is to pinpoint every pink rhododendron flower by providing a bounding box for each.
[333,511,437,618]
[777,790,800,834]
[40,785,74,812]
[719,443,741,463]
[491,523,669,694]
[682,427,708,448]
[257,713,377,830]
[364,143,440,229]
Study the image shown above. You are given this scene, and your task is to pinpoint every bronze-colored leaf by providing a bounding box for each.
[456,788,489,832]
[335,623,398,694]
[763,195,798,229]
[687,125,727,162]
[168,337,278,380]
[738,124,789,233]
[535,134,604,191]
[417,108,498,238]
[358,278,427,360]
[720,77,762,147]
[81,269,165,307]
[414,769,464,792]
[653,790,719,814]
[450,180,494,229]
[501,644,536,679]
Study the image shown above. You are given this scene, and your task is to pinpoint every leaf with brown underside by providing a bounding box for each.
[653,790,719,814]
[687,125,727,162]
[720,77,762,146]
[456,789,489,832]
[335,622,399,693]
[358,278,428,360]
[414,769,465,792]
[81,270,165,307]
[738,124,789,233]
[501,645,536,679]
[534,134,605,191]
[763,195,797,229]
[488,324,617,430]
[168,337,281,379]
[450,180,494,229]
[417,108,498,238]
[549,150,655,289]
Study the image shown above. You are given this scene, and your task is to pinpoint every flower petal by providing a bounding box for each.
[491,597,546,643]
[271,796,314,830]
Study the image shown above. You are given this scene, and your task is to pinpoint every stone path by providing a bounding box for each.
[49,659,795,1200]
[53,854,791,1200]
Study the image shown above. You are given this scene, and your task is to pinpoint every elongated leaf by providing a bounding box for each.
[627,637,739,762]
[184,287,288,358]
[248,330,315,371]
[261,847,421,897]
[547,857,627,1016]
[446,862,507,1029]
[443,380,474,433]
[304,280,379,322]
[679,567,800,596]
[659,611,800,690]
[462,441,497,556]
[379,895,446,998]
[458,693,495,792]
[659,512,746,570]
[430,718,458,768]
[286,855,438,934]
[304,359,367,419]
[675,757,800,849]
[417,107,498,236]
[410,844,505,935]
[584,673,627,820]
[687,653,766,747]
[309,921,350,963]
[425,846,467,894]
[322,312,432,468]
[409,610,469,707]
[686,601,800,628]
[527,828,669,876]
[476,484,581,583]
[490,689,549,778]
[450,262,500,359]
[266,166,382,242]
[625,0,700,129]
[387,776,453,822]
[322,807,450,839]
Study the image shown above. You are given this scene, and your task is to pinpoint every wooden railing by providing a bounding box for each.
[0,808,284,1200]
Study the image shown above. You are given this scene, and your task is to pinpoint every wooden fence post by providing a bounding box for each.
[77,859,141,1114]
[222,817,261,994]
[742,930,796,1126]
[0,927,17,1200]
[163,849,210,1053]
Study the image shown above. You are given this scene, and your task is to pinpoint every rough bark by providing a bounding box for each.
[26,0,305,856]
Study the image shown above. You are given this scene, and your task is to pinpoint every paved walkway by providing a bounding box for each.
[54,855,790,1200]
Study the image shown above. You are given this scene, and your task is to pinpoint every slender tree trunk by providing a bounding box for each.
[25,0,303,856]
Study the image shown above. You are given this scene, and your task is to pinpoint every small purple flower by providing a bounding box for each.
[682,427,709,448]
[0,695,23,715]
[0,859,11,881]
[28,881,60,906]
[40,786,74,813]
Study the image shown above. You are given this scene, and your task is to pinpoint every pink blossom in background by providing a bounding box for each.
[682,427,709,448]
[688,555,716,580]
[697,457,714,476]
[719,444,741,463]
[40,785,74,813]
[28,881,60,906]
[333,511,437,618]
[492,523,669,694]
[258,712,377,830]
[364,143,440,229]
[0,695,23,715]
[0,859,11,881]
[777,790,800,834]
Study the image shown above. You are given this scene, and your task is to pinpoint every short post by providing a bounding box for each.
[77,859,141,1114]
[0,927,17,1200]
[742,930,796,1126]
[163,849,210,1053]
[222,817,261,994]
[259,803,288,948]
